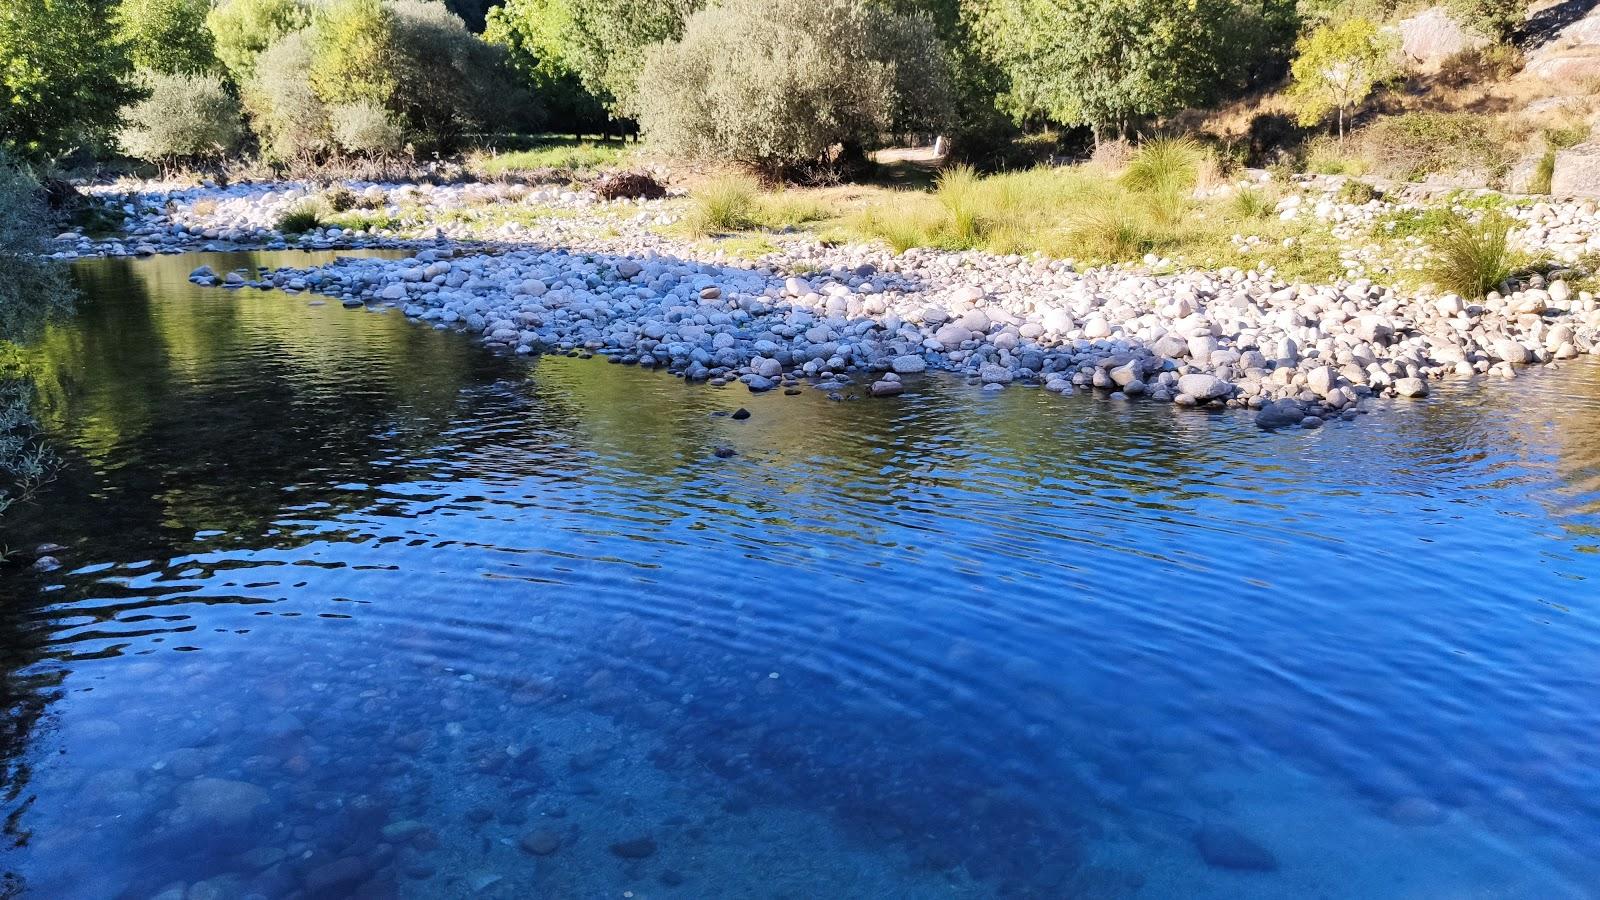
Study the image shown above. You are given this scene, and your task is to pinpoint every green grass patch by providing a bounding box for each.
[470,141,629,176]
[680,176,838,237]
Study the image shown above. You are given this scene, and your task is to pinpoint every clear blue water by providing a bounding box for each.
[3,251,1600,898]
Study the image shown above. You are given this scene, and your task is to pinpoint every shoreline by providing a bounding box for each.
[54,175,1600,430]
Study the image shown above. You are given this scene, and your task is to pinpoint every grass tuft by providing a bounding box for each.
[276,203,325,234]
[684,175,759,235]
[1425,210,1514,299]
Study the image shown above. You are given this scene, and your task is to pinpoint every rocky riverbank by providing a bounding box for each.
[60,173,1600,430]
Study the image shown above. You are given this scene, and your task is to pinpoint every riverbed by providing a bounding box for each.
[3,251,1599,898]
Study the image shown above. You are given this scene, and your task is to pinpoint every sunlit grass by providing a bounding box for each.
[469,141,630,176]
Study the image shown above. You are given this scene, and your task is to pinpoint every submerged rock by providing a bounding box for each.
[1194,824,1278,871]
[520,828,563,855]
[609,836,657,859]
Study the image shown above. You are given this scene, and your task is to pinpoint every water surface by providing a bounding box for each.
[3,252,1600,898]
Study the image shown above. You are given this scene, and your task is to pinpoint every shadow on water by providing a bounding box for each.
[0,252,1599,898]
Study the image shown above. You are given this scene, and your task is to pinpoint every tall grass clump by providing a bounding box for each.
[1229,186,1277,220]
[1426,210,1513,298]
[1122,137,1205,227]
[276,202,325,234]
[683,175,759,235]
[935,164,988,246]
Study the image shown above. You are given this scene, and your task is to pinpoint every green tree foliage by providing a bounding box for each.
[249,0,536,159]
[485,0,612,134]
[116,0,218,74]
[968,0,1286,141]
[120,72,246,165]
[206,0,312,84]
[248,28,331,160]
[1287,17,1399,138]
[0,0,139,160]
[635,0,951,178]
[1447,0,1524,43]
[555,0,704,114]
[0,152,69,341]
[309,0,401,106]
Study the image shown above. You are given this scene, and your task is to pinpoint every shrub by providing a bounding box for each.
[321,184,357,212]
[1360,112,1517,185]
[121,72,246,166]
[248,28,331,162]
[1337,180,1379,204]
[329,101,406,156]
[1088,138,1135,173]
[0,152,71,341]
[634,0,951,180]
[595,171,666,201]
[1426,210,1513,298]
[276,202,325,233]
[117,0,217,74]
[207,0,312,83]
[1447,0,1526,44]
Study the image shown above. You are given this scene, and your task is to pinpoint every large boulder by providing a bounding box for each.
[1176,373,1231,402]
[1399,7,1486,69]
[1551,142,1600,198]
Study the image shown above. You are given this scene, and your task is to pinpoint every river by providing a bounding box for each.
[2,251,1598,898]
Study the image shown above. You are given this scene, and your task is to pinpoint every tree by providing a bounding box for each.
[206,0,312,83]
[1287,17,1399,139]
[121,72,246,166]
[247,0,535,159]
[553,0,703,115]
[968,0,1282,143]
[247,27,331,161]
[0,0,139,160]
[634,0,951,179]
[117,0,218,74]
[485,0,612,135]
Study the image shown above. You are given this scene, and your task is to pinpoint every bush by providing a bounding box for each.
[248,28,331,162]
[329,101,405,156]
[118,0,217,74]
[1360,112,1517,185]
[1337,180,1379,204]
[634,0,950,180]
[307,0,537,155]
[1447,0,1526,44]
[121,72,246,166]
[207,0,312,83]
[321,184,357,212]
[1426,210,1513,298]
[0,153,71,341]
